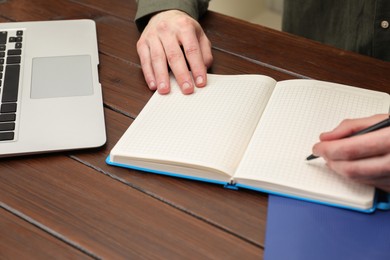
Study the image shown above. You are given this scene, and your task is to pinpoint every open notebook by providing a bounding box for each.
[107,74,390,212]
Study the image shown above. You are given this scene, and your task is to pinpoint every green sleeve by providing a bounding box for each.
[135,0,210,31]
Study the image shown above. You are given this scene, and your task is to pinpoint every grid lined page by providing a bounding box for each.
[110,74,277,177]
[234,80,390,208]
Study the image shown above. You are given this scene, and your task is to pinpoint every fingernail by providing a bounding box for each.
[182,82,191,91]
[195,76,204,86]
[158,82,169,94]
[149,81,156,90]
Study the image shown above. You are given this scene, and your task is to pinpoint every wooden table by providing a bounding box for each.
[1,1,389,259]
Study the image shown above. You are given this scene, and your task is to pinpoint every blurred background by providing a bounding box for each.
[209,0,283,30]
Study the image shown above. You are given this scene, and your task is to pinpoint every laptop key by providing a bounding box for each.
[0,113,16,122]
[0,32,7,44]
[0,131,14,141]
[0,122,15,131]
[2,65,20,102]
[8,49,21,56]
[1,103,17,113]
[7,56,21,64]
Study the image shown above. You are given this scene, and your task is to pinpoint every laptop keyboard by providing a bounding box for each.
[0,29,23,141]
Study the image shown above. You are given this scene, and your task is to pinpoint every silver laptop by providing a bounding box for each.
[0,19,106,157]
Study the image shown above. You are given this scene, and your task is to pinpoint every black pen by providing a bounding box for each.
[306,116,390,160]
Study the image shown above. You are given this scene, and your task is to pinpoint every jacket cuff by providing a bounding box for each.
[135,0,208,31]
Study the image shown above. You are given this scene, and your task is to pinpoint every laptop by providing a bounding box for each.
[0,19,106,157]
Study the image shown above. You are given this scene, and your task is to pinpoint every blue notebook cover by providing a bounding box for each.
[264,195,390,260]
[106,156,390,213]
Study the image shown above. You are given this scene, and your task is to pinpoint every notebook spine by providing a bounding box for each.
[224,181,239,190]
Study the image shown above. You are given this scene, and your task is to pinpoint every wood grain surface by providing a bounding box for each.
[1,0,389,259]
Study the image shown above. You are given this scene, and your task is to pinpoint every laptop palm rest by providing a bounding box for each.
[31,55,94,99]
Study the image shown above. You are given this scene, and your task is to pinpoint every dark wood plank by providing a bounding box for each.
[0,0,104,21]
[0,208,90,259]
[95,15,142,64]
[70,0,136,20]
[0,154,263,258]
[0,0,272,255]
[201,12,390,92]
[0,1,141,69]
[71,107,269,247]
[99,53,151,118]
[1,1,388,259]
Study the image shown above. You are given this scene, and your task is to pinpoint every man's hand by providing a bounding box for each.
[312,114,390,192]
[136,10,213,94]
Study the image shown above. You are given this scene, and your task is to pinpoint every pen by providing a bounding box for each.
[306,115,390,160]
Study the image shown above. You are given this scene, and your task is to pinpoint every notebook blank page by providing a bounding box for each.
[111,74,276,177]
[234,80,390,207]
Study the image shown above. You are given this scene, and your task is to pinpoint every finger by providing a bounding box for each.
[314,125,390,160]
[320,114,389,141]
[160,35,194,95]
[198,31,213,68]
[180,29,210,88]
[136,39,157,91]
[326,153,390,185]
[148,38,171,94]
[182,40,206,88]
[359,175,390,192]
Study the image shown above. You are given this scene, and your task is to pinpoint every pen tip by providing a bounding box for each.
[306,154,318,160]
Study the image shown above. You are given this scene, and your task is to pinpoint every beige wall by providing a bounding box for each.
[208,0,283,30]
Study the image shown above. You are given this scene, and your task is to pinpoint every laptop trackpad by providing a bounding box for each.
[31,55,94,99]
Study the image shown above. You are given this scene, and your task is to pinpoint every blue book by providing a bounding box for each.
[264,195,390,260]
[106,74,390,212]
